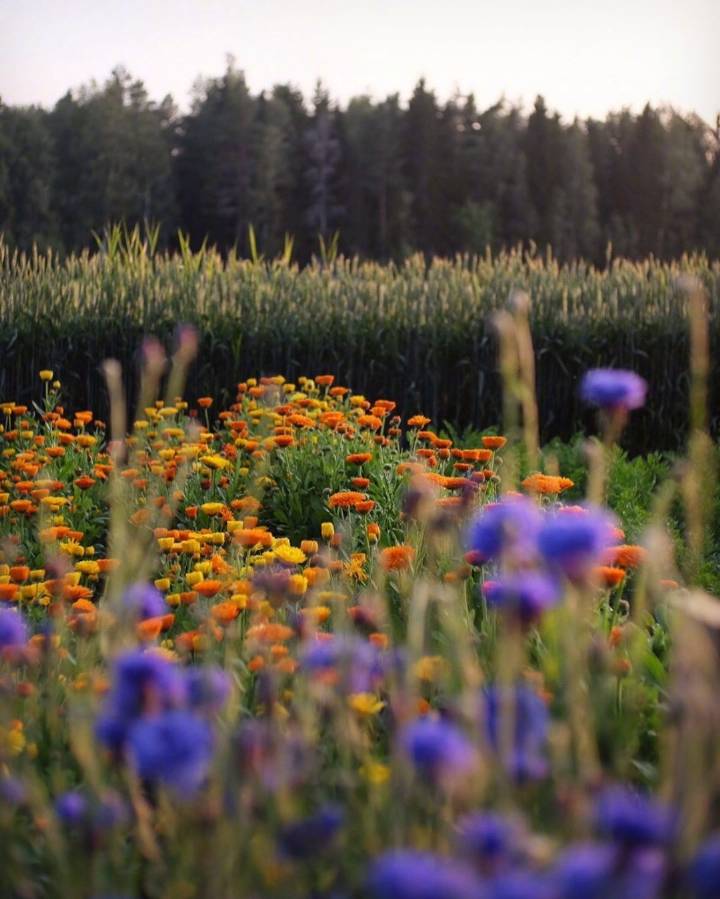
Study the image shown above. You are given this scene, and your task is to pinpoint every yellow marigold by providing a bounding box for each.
[200,502,226,516]
[274,545,307,566]
[348,693,386,716]
[413,655,449,682]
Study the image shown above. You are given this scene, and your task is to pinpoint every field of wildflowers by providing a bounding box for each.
[0,281,719,898]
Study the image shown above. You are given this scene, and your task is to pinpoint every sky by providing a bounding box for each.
[1,0,719,122]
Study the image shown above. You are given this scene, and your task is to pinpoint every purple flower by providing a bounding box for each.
[400,717,476,783]
[466,496,542,564]
[96,649,187,751]
[186,666,231,714]
[104,650,186,721]
[690,833,720,899]
[483,573,560,623]
[580,369,647,411]
[55,790,88,825]
[595,787,675,848]
[538,506,616,579]
[488,871,555,899]
[368,850,484,899]
[128,710,214,794]
[456,812,523,871]
[482,686,549,782]
[278,804,344,859]
[0,607,28,648]
[553,843,665,899]
[301,635,384,694]
[121,583,167,620]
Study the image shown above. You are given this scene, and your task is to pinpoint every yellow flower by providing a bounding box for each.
[201,454,231,471]
[321,522,335,540]
[39,370,54,381]
[359,761,390,785]
[413,655,449,683]
[288,574,308,596]
[274,544,307,566]
[348,693,386,717]
[154,578,171,592]
[200,502,226,516]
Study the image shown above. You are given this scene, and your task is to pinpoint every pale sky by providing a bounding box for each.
[2,0,719,122]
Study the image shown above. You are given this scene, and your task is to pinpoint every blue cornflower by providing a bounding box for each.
[55,790,88,825]
[186,666,231,714]
[487,870,555,899]
[103,649,186,721]
[301,635,384,693]
[278,805,344,859]
[456,812,522,870]
[400,716,476,783]
[538,506,616,579]
[689,833,720,899]
[553,842,665,899]
[95,649,187,751]
[121,582,167,620]
[483,572,560,623]
[595,786,675,848]
[466,496,542,564]
[368,850,484,899]
[0,607,28,648]
[128,709,214,794]
[580,369,647,411]
[482,686,549,782]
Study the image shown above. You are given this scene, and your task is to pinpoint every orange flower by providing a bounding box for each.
[234,528,274,548]
[197,397,213,409]
[606,545,646,569]
[351,476,370,488]
[407,415,431,428]
[482,436,507,450]
[0,583,19,601]
[346,452,372,465]
[521,473,574,494]
[379,545,416,571]
[357,414,382,430]
[195,579,224,598]
[289,414,314,429]
[74,475,96,490]
[353,499,376,514]
[593,566,626,588]
[328,490,366,509]
[211,601,241,624]
[315,375,335,387]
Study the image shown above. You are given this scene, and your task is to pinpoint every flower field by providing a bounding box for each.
[0,289,719,898]
[1,231,719,454]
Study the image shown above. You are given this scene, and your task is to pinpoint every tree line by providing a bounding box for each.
[1,63,719,263]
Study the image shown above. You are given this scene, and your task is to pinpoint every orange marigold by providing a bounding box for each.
[521,473,574,494]
[346,452,372,465]
[482,436,507,450]
[593,566,626,588]
[379,545,416,571]
[606,544,647,569]
[328,491,367,509]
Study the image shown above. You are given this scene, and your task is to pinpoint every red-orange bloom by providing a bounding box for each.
[606,545,647,569]
[482,436,507,450]
[328,491,367,509]
[379,545,416,571]
[593,566,626,588]
[521,473,574,494]
[346,452,372,465]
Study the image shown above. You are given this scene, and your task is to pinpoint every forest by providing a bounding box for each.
[1,62,719,262]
